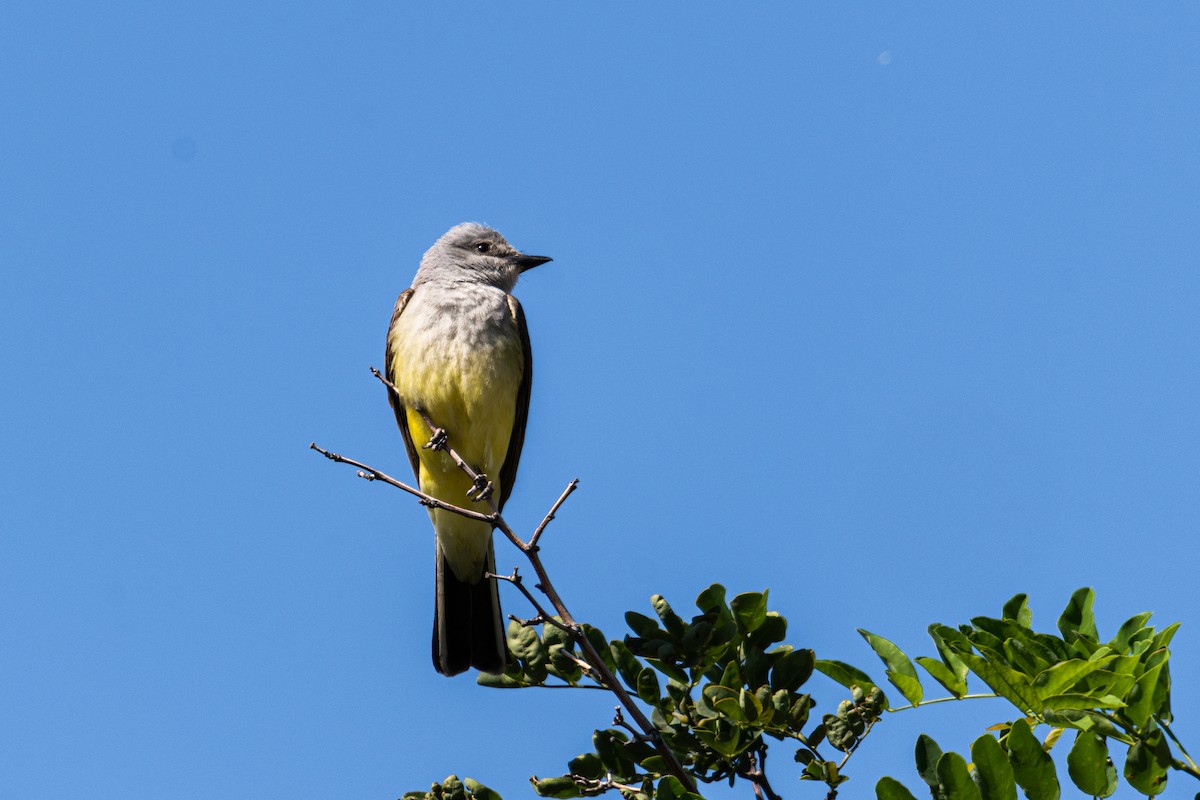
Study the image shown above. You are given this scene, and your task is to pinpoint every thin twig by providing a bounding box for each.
[572,776,643,796]
[530,479,580,549]
[488,568,572,634]
[738,743,781,800]
[836,717,878,770]
[1160,718,1200,780]
[886,693,998,713]
[309,443,494,524]
[613,707,651,743]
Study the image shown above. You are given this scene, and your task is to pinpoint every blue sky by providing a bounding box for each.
[2,3,1198,798]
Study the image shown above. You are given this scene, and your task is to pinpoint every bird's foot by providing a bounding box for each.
[467,474,494,502]
[422,427,448,451]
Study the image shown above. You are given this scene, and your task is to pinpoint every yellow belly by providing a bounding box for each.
[388,308,524,580]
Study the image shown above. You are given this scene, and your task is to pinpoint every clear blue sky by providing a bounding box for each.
[2,4,1198,798]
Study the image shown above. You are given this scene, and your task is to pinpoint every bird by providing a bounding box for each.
[384,223,551,675]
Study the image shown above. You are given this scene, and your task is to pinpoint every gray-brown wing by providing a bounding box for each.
[384,288,422,480]
[497,294,532,511]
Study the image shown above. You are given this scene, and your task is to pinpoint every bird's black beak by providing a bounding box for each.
[511,254,552,272]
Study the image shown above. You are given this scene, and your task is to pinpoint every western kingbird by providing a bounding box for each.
[384,223,551,675]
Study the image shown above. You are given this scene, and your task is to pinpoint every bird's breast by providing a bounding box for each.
[388,289,523,475]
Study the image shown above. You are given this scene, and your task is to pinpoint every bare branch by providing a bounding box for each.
[740,743,781,800]
[487,568,571,634]
[309,443,495,524]
[530,479,580,549]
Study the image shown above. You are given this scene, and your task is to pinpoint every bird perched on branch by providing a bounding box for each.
[384,223,551,675]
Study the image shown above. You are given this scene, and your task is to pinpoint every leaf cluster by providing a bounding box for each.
[403,775,501,800]
[865,588,1186,799]
[492,584,874,799]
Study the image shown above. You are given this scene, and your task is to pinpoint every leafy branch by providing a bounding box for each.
[314,369,1196,800]
[848,589,1194,799]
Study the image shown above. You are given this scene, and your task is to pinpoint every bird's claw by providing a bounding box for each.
[468,474,494,502]
[423,427,448,451]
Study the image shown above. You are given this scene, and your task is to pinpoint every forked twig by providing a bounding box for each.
[487,567,571,634]
[530,479,580,549]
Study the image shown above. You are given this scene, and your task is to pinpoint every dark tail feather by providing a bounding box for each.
[433,542,508,676]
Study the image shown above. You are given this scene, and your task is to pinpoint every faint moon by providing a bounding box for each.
[877,51,893,66]
[171,136,198,162]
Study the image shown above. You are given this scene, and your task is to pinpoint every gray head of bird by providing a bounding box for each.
[414,222,552,292]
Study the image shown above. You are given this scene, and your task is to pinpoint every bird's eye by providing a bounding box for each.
[474,242,492,253]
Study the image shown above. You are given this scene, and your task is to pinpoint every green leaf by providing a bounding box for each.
[1039,709,1134,745]
[971,734,1017,800]
[1153,661,1172,722]
[476,670,530,688]
[770,647,815,692]
[815,659,886,706]
[530,775,582,798]
[801,758,826,781]
[694,718,743,758]
[929,624,971,688]
[1033,656,1118,698]
[734,690,763,724]
[916,656,968,698]
[701,683,737,708]
[1109,612,1153,651]
[970,628,1007,656]
[636,667,661,705]
[645,657,688,686]
[937,752,983,800]
[1003,594,1033,628]
[885,673,922,710]
[824,710,861,752]
[1006,719,1060,800]
[582,625,615,672]
[462,778,501,800]
[875,776,920,800]
[1125,658,1167,727]
[654,776,704,800]
[789,694,814,729]
[961,651,1040,713]
[713,695,747,724]
[859,629,923,705]
[542,618,570,647]
[1124,729,1171,796]
[594,729,638,780]
[694,583,727,615]
[510,622,543,662]
[626,611,662,639]
[730,591,768,633]
[914,734,945,790]
[610,640,643,692]
[651,595,686,637]
[1066,731,1116,797]
[1040,693,1125,711]
[1057,588,1098,643]
[1149,621,1180,653]
[747,612,788,647]
[567,752,604,780]
[1004,639,1050,678]
[718,659,744,689]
